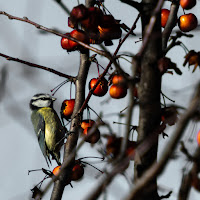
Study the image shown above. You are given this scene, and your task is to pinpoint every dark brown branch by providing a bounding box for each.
[134,0,164,199]
[0,53,75,81]
[124,83,200,200]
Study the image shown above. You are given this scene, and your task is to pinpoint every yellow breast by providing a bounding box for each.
[38,107,62,151]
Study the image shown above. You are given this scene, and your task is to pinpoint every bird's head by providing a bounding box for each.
[30,93,56,110]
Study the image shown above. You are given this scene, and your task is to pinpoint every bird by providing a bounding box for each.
[30,93,65,167]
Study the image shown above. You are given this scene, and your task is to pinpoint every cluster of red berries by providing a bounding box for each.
[52,160,84,185]
[161,0,198,32]
[109,74,128,99]
[88,73,138,99]
[81,119,100,144]
[61,4,122,52]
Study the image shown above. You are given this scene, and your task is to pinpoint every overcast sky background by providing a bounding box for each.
[0,0,200,199]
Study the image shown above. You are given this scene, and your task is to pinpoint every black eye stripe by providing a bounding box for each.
[31,94,52,100]
[40,97,50,100]
[31,97,51,103]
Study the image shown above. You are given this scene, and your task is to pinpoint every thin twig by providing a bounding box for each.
[0,53,75,81]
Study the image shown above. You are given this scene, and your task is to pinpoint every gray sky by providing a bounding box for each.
[0,0,200,199]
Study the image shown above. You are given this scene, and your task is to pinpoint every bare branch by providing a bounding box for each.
[124,83,200,200]
[0,53,75,81]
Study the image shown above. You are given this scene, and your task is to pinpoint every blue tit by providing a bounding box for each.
[30,93,65,167]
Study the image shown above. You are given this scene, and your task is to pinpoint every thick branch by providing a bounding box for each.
[50,1,94,199]
[50,51,90,200]
[134,0,163,199]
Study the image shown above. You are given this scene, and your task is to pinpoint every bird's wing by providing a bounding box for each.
[31,111,51,167]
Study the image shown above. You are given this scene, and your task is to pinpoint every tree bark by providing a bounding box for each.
[134,0,162,199]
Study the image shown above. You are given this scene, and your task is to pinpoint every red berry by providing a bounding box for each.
[89,77,108,97]
[180,0,196,10]
[52,166,61,176]
[61,30,89,52]
[69,29,89,49]
[61,99,75,119]
[178,13,198,32]
[109,84,127,99]
[70,4,88,22]
[161,9,170,28]
[197,130,200,146]
[61,33,72,50]
[112,75,126,85]
[71,162,84,181]
[80,7,103,31]
[83,127,100,144]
